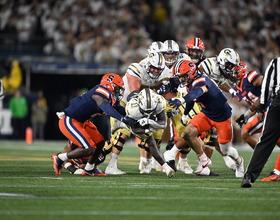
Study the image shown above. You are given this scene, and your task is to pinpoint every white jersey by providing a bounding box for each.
[122,60,170,104]
[199,57,227,86]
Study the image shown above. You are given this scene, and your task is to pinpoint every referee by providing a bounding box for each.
[241,57,280,188]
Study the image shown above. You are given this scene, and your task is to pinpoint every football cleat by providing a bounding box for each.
[139,160,152,174]
[261,174,280,182]
[51,153,64,176]
[165,166,175,178]
[197,167,219,176]
[223,156,236,171]
[105,165,126,175]
[193,157,212,174]
[235,156,244,178]
[82,168,106,176]
[177,160,193,174]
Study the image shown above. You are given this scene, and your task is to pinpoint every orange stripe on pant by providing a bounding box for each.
[59,115,104,148]
[190,112,232,144]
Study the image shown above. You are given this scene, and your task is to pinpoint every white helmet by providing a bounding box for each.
[147,41,164,54]
[217,48,240,78]
[138,88,158,116]
[162,40,180,66]
[145,51,165,79]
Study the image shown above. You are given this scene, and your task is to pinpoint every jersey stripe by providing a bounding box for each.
[247,71,258,83]
[192,77,205,87]
[96,87,110,99]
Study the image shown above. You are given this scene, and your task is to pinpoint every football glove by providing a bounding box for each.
[235,114,246,127]
[157,84,170,95]
[169,97,185,109]
[138,118,149,127]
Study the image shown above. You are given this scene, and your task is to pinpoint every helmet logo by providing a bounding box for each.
[224,49,232,59]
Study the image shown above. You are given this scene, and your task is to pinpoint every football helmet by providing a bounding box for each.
[100,73,124,100]
[173,60,198,87]
[138,88,158,116]
[231,61,248,84]
[217,48,240,78]
[185,37,205,63]
[147,41,164,53]
[145,51,165,79]
[162,40,180,66]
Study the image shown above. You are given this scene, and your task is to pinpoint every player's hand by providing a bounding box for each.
[121,116,137,128]
[167,109,179,118]
[235,114,246,127]
[157,84,170,95]
[138,118,149,127]
[229,88,237,98]
[169,98,185,109]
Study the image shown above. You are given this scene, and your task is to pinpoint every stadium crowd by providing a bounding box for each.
[0,0,280,73]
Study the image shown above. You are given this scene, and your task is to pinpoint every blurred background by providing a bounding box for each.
[0,0,279,141]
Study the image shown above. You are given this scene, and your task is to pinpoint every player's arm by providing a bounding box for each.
[149,110,167,129]
[126,73,142,92]
[92,94,136,127]
[252,75,263,87]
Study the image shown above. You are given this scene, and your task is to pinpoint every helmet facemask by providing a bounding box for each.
[187,48,204,63]
[138,88,158,117]
[145,52,165,79]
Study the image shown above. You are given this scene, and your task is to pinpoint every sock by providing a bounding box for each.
[108,153,119,166]
[198,152,207,161]
[170,144,180,155]
[140,156,147,163]
[179,157,188,163]
[274,153,280,171]
[58,153,68,161]
[85,163,94,171]
[220,143,239,160]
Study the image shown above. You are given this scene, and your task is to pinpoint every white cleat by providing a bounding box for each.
[165,166,175,178]
[193,157,212,174]
[105,165,126,175]
[177,160,193,174]
[235,156,244,178]
[223,156,236,171]
[139,161,152,174]
[163,150,175,162]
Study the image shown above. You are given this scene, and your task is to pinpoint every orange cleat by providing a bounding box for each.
[261,174,280,182]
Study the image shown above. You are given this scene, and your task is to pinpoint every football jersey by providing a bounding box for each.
[64,85,114,122]
[184,73,232,122]
[122,61,170,104]
[235,71,262,103]
[199,57,228,86]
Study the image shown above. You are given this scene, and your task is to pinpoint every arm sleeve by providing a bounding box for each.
[99,101,124,121]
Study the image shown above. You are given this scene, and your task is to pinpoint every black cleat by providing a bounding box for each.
[241,173,252,188]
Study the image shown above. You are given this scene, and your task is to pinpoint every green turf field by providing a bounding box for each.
[0,140,279,220]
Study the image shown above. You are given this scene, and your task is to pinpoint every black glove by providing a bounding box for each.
[236,114,246,128]
[121,116,137,128]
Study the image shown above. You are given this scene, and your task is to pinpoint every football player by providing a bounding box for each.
[104,49,170,175]
[112,88,175,177]
[165,60,244,178]
[52,73,137,176]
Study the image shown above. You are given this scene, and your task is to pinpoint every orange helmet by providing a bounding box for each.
[185,37,205,63]
[100,73,124,100]
[231,61,248,84]
[173,60,197,86]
